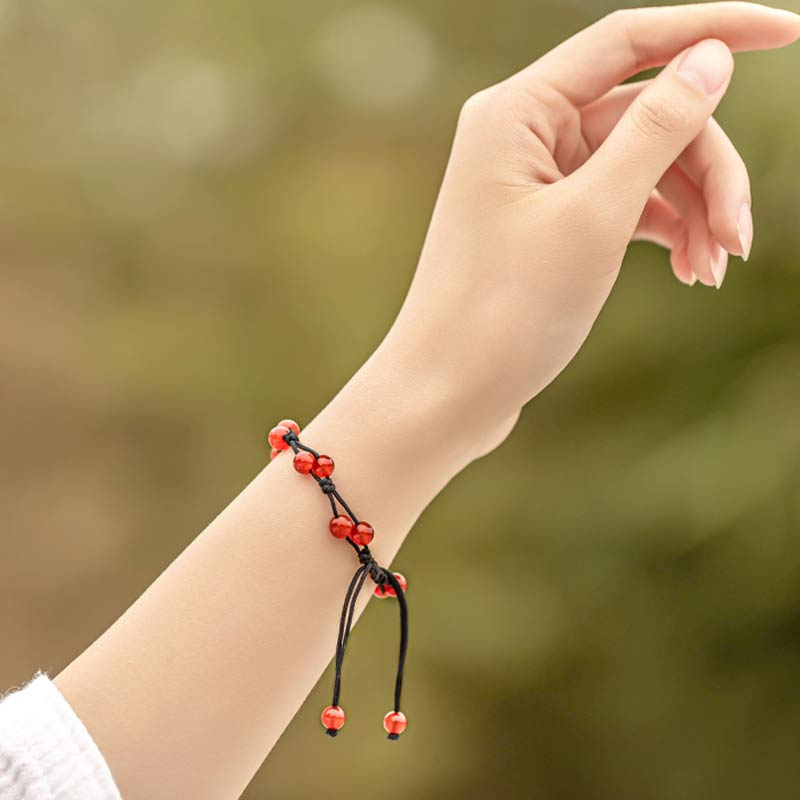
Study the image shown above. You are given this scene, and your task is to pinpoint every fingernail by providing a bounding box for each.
[688,271,698,287]
[672,230,694,286]
[676,39,733,95]
[710,240,729,289]
[737,202,753,261]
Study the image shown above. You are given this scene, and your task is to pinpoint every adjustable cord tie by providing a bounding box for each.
[267,419,409,741]
[359,550,388,585]
[318,477,336,495]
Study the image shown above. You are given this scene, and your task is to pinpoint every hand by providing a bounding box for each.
[386,2,800,450]
[56,12,800,791]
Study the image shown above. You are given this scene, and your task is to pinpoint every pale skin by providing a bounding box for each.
[53,4,800,798]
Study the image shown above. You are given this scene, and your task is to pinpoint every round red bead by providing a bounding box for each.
[352,521,374,546]
[277,419,300,436]
[293,451,316,475]
[374,572,407,599]
[268,425,291,451]
[321,705,346,731]
[269,447,281,461]
[383,710,407,736]
[329,515,354,539]
[312,454,335,478]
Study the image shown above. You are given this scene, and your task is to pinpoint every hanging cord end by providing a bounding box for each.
[383,710,408,739]
[321,705,346,738]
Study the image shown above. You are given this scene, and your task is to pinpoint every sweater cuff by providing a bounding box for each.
[0,672,122,799]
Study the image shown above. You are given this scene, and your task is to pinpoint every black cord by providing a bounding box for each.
[383,570,408,713]
[281,428,409,737]
[332,564,369,708]
[287,435,362,553]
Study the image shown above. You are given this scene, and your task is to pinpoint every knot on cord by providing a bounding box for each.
[357,547,387,584]
[318,477,336,495]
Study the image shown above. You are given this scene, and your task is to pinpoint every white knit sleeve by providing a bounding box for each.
[0,673,122,800]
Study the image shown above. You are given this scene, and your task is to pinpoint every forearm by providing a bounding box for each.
[54,331,484,800]
[50,6,800,798]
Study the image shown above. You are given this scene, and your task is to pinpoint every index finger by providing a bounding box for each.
[513,2,800,106]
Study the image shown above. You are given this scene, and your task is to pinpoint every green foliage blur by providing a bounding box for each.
[2,1,800,797]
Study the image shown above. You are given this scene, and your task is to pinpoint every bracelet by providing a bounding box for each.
[268,419,409,741]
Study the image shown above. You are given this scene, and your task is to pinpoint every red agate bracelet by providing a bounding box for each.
[268,419,409,740]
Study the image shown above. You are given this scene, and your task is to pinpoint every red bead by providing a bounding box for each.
[277,419,300,436]
[321,705,346,731]
[374,572,407,599]
[293,451,316,474]
[329,515,354,539]
[312,454,335,478]
[383,710,407,736]
[268,425,291,450]
[352,521,374,546]
[269,447,281,461]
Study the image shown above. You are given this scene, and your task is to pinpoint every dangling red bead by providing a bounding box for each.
[329,515,354,539]
[321,705,346,734]
[312,454,335,478]
[383,710,407,737]
[374,572,407,598]
[293,451,316,475]
[277,419,300,437]
[352,521,374,546]
[268,425,291,451]
[269,447,281,461]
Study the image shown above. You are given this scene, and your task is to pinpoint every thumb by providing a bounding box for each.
[575,38,734,221]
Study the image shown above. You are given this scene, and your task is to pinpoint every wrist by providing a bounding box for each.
[304,328,516,484]
[373,316,521,462]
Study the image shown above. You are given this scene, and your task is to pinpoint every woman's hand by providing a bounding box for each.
[52,10,800,798]
[387,2,800,450]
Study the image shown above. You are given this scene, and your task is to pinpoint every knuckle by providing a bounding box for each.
[597,9,647,72]
[599,8,635,31]
[600,8,624,26]
[630,93,690,140]
[458,87,503,124]
[602,7,645,25]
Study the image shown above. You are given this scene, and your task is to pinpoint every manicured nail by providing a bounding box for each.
[672,230,694,286]
[737,202,753,261]
[676,39,733,95]
[710,240,729,289]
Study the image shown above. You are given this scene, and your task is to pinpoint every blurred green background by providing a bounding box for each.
[2,0,800,798]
